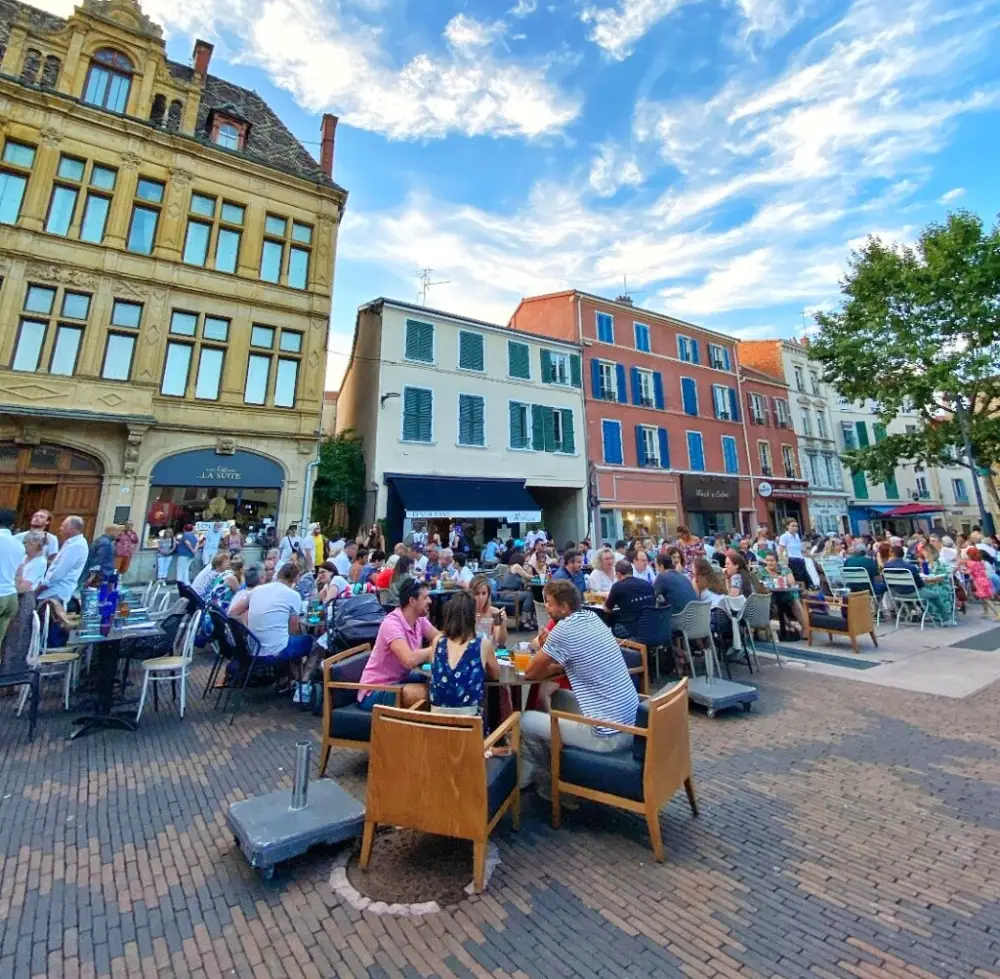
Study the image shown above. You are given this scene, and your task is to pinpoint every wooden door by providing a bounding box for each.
[16,484,58,530]
[56,482,103,540]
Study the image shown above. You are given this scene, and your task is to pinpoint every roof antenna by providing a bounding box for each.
[616,274,633,306]
[414,268,450,306]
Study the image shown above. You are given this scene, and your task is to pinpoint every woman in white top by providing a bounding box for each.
[587,547,616,593]
[939,535,959,568]
[17,532,48,592]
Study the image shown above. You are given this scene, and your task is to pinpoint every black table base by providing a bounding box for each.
[69,710,138,739]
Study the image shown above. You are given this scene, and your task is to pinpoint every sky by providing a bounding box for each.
[36,0,1000,388]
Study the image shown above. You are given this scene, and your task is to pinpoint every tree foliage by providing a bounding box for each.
[312,430,367,533]
[809,211,1000,500]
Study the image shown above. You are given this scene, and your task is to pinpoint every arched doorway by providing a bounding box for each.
[0,442,104,539]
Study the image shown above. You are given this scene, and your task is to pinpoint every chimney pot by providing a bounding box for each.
[193,39,214,76]
[320,113,338,177]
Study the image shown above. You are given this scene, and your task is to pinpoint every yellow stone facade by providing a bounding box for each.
[0,0,346,552]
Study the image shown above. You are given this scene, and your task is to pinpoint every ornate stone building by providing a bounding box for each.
[0,0,346,552]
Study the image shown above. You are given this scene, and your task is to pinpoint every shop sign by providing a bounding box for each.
[150,448,284,488]
[757,481,773,498]
[681,474,739,512]
[196,465,242,482]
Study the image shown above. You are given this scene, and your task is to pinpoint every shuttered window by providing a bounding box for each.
[509,401,573,453]
[458,331,484,372]
[602,420,623,465]
[402,386,433,442]
[722,436,739,474]
[509,401,530,449]
[687,431,705,471]
[458,394,485,446]
[404,319,434,363]
[681,377,699,416]
[508,341,530,379]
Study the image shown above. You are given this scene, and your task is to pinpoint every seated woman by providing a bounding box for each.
[922,541,956,622]
[759,552,808,640]
[209,555,245,613]
[385,555,413,608]
[470,575,508,648]
[724,549,764,599]
[499,551,536,629]
[693,557,732,652]
[586,547,616,593]
[429,590,501,715]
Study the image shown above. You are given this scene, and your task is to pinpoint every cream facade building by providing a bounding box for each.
[336,299,588,547]
[0,0,346,564]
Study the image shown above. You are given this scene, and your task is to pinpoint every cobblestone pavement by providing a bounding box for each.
[3,647,1000,979]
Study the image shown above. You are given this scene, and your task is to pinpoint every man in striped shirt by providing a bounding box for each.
[519,579,639,793]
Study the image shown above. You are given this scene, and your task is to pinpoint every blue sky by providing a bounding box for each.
[41,0,1000,386]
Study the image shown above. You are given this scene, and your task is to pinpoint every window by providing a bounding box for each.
[541,349,579,386]
[722,436,739,474]
[815,410,828,439]
[712,384,732,420]
[44,155,85,236]
[274,359,298,408]
[747,392,767,425]
[243,323,300,407]
[677,335,700,364]
[127,177,164,254]
[10,284,91,376]
[80,165,116,243]
[952,478,969,503]
[402,387,433,443]
[810,372,821,395]
[781,445,797,479]
[160,310,230,400]
[774,399,790,429]
[800,411,812,437]
[637,426,660,467]
[182,193,244,272]
[458,394,485,446]
[793,366,804,391]
[807,453,821,486]
[686,432,705,471]
[83,49,133,113]
[602,420,623,465]
[529,405,576,454]
[458,331,484,372]
[824,456,836,487]
[508,341,530,380]
[597,361,618,401]
[596,312,614,343]
[915,475,930,499]
[101,299,142,381]
[681,377,698,416]
[758,441,773,477]
[259,213,311,288]
[1,140,35,225]
[634,368,655,408]
[215,123,240,150]
[242,355,268,405]
[404,319,434,363]
[509,401,531,449]
[707,343,731,371]
[11,319,47,372]
[841,421,858,450]
[633,322,650,352]
[278,329,301,352]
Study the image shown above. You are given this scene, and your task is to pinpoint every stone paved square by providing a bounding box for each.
[3,634,1000,979]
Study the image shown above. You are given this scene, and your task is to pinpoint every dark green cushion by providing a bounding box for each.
[560,746,643,802]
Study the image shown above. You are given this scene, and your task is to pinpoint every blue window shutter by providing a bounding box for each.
[590,358,602,398]
[688,432,704,471]
[728,387,740,422]
[682,378,697,416]
[630,366,641,405]
[602,420,621,464]
[612,424,622,464]
[691,339,700,365]
[653,371,665,410]
[658,428,670,469]
[723,437,739,474]
[615,363,627,404]
[635,425,646,467]
[724,348,731,371]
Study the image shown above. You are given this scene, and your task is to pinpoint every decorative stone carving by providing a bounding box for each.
[39,125,63,146]
[297,441,316,456]
[1,381,66,402]
[25,263,97,288]
[123,429,143,476]
[81,0,164,40]
[14,424,42,446]
[119,151,142,170]
[170,167,193,187]
[111,277,149,299]
[216,437,236,456]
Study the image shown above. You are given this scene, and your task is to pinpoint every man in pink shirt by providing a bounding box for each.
[358,577,440,709]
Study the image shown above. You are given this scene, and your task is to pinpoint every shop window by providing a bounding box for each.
[145,485,280,546]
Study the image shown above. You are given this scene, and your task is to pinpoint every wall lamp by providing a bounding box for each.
[380,392,400,408]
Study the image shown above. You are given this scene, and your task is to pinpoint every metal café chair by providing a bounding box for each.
[741,592,781,667]
[671,601,719,682]
[882,568,942,630]
[840,566,883,627]
[820,559,846,589]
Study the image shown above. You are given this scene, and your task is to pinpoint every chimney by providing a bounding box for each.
[193,39,214,76]
[320,113,338,177]
[615,294,633,306]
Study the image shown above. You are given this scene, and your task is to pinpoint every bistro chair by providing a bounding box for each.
[671,601,719,681]
[18,607,79,715]
[3,612,40,741]
[820,559,846,588]
[741,592,781,667]
[214,618,267,724]
[840,567,884,627]
[719,595,754,675]
[177,581,206,615]
[883,568,943,630]
[318,643,398,772]
[804,591,877,655]
[360,706,520,892]
[628,605,673,680]
[135,613,198,722]
[550,679,696,861]
[202,607,231,697]
[617,639,649,694]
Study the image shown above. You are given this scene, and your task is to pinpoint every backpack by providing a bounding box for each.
[327,593,386,651]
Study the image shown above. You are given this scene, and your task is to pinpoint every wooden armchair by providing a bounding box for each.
[804,591,877,655]
[617,639,649,694]
[550,679,696,861]
[360,707,521,891]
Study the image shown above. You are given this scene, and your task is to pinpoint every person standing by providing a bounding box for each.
[15,509,59,562]
[201,521,222,569]
[777,518,808,586]
[156,530,176,582]
[277,524,303,570]
[0,509,25,649]
[1,531,45,674]
[38,516,89,605]
[227,525,243,555]
[88,525,119,580]
[175,524,199,584]
[308,523,325,567]
[114,521,139,575]
[333,540,354,578]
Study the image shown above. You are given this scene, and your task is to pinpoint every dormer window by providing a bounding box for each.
[207,108,249,152]
[216,123,239,149]
[83,48,133,114]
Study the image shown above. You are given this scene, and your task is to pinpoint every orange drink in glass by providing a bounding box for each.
[514,651,532,672]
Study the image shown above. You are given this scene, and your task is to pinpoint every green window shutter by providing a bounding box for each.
[851,469,868,500]
[531,404,544,450]
[405,320,433,362]
[855,421,870,448]
[459,332,484,371]
[508,341,530,379]
[403,387,432,442]
[509,402,525,448]
[885,475,900,500]
[873,423,887,443]
[569,354,581,388]
[540,349,553,384]
[458,394,484,445]
[560,409,575,454]
[542,407,557,452]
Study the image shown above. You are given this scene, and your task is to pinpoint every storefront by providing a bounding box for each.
[809,495,850,535]
[145,448,285,548]
[681,474,739,537]
[755,479,809,534]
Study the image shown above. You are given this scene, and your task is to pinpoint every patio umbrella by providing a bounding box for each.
[878,502,946,518]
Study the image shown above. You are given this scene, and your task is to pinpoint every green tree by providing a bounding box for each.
[312,430,367,534]
[809,211,1000,519]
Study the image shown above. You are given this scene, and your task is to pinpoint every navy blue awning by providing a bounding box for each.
[386,475,541,522]
[151,449,284,487]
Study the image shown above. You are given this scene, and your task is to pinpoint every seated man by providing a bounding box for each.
[652,553,698,611]
[410,544,428,575]
[453,553,475,588]
[519,580,640,794]
[438,548,458,581]
[422,544,441,579]
[552,548,587,593]
[357,578,440,709]
[844,541,885,598]
[605,560,654,637]
[229,562,312,670]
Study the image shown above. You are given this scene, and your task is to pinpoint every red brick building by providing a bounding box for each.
[509,291,755,541]
[739,365,810,533]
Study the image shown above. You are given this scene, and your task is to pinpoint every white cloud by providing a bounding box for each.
[443,13,507,52]
[588,143,645,196]
[939,187,966,203]
[581,0,689,61]
[509,0,538,16]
